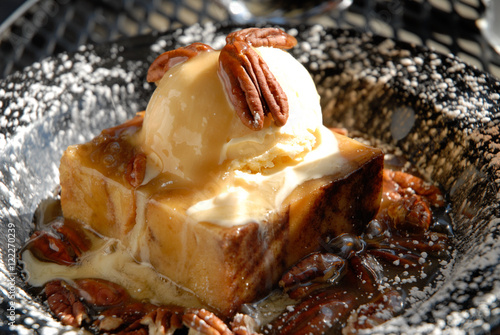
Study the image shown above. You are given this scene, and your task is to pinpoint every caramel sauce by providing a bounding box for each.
[245,182,453,334]
[23,197,207,310]
[79,113,145,185]
[21,124,453,334]
[17,26,454,334]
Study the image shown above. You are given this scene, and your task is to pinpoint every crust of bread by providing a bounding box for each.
[60,131,383,316]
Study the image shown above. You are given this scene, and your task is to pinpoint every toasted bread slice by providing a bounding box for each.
[60,120,383,316]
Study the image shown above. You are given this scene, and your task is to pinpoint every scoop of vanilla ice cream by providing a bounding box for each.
[141,46,323,184]
[141,51,247,183]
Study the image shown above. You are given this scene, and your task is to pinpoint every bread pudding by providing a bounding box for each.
[57,28,383,316]
[21,27,451,334]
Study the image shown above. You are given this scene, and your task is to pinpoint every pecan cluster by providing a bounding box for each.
[146,28,297,130]
[44,277,259,335]
[21,28,453,335]
[267,169,451,334]
[26,167,451,335]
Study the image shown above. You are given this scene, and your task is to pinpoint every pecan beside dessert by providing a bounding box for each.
[20,27,454,335]
[24,168,451,335]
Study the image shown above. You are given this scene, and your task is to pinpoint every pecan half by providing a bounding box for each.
[269,289,356,335]
[147,42,214,83]
[125,152,147,188]
[347,254,384,293]
[230,313,260,335]
[344,290,404,333]
[279,252,345,297]
[45,280,90,327]
[183,308,233,335]
[93,301,184,334]
[140,306,184,334]
[386,194,433,233]
[95,302,156,332]
[23,219,91,265]
[218,28,297,130]
[384,170,445,207]
[226,28,297,48]
[73,278,130,307]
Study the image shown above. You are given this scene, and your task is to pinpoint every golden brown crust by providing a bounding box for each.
[59,121,384,316]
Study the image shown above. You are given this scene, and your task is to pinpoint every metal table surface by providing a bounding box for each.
[0,0,499,80]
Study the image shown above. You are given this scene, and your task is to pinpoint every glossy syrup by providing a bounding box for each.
[20,141,454,335]
[242,151,454,334]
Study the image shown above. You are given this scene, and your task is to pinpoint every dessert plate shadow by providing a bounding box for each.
[0,23,499,334]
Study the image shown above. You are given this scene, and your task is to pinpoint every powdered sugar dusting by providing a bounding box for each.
[292,26,500,334]
[1,23,499,334]
[0,40,149,334]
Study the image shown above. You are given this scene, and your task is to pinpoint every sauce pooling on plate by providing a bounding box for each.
[19,27,454,334]
[20,130,453,335]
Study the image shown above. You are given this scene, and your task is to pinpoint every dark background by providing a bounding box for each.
[0,0,499,80]
[0,0,27,23]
